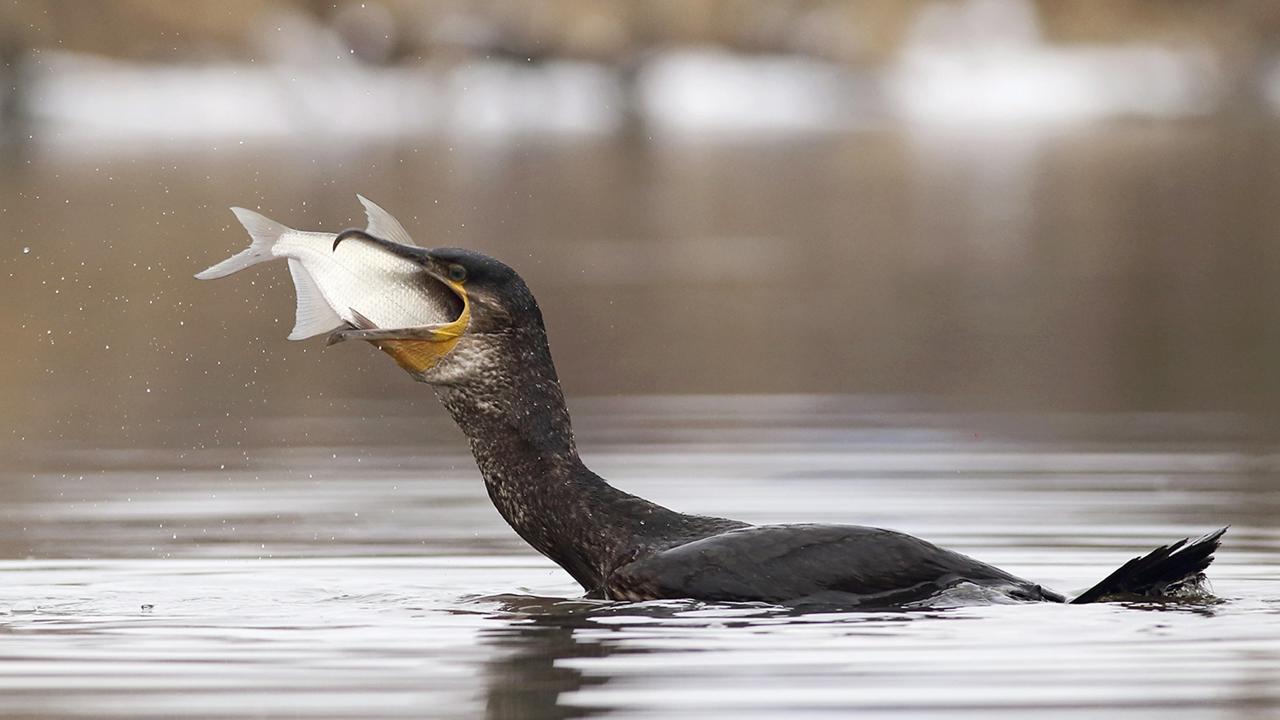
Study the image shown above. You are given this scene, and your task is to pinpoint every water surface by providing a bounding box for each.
[2,399,1277,719]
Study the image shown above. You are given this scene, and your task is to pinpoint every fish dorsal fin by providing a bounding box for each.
[286,259,345,340]
[357,195,418,247]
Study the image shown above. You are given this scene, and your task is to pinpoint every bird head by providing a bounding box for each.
[327,230,547,383]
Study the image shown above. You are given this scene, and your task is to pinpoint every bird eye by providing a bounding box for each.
[447,264,467,282]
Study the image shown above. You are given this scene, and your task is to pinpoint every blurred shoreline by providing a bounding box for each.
[4,36,1241,151]
[9,0,1280,150]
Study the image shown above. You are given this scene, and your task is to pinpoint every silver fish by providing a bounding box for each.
[195,195,460,341]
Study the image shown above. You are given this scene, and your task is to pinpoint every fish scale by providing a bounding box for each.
[195,196,459,340]
[275,231,450,330]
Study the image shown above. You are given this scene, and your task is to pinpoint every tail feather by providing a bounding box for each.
[195,208,289,280]
[1070,527,1227,604]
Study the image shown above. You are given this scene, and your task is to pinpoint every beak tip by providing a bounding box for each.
[332,229,367,252]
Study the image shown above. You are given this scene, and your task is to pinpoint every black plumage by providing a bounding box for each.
[365,246,1228,608]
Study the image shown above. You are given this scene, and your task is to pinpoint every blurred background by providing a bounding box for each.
[2,5,1280,717]
[3,0,1280,484]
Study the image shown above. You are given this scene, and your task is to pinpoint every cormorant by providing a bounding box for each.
[322,230,1225,608]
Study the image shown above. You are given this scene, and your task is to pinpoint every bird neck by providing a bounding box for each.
[433,329,698,592]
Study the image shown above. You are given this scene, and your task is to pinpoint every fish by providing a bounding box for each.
[195,195,463,342]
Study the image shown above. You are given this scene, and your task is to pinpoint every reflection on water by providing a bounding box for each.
[477,599,611,720]
[0,401,1277,718]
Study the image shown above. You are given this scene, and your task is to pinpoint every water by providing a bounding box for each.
[1,399,1278,718]
[4,92,1280,716]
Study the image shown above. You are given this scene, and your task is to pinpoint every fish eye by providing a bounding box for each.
[447,264,467,282]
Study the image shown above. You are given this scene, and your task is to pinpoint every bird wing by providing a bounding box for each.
[608,524,1038,606]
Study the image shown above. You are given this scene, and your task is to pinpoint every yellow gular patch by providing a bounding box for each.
[376,337,462,373]
[369,277,470,374]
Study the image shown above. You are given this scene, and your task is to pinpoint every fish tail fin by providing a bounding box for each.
[1069,527,1227,604]
[194,208,291,280]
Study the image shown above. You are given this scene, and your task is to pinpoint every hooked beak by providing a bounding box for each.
[333,228,427,259]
